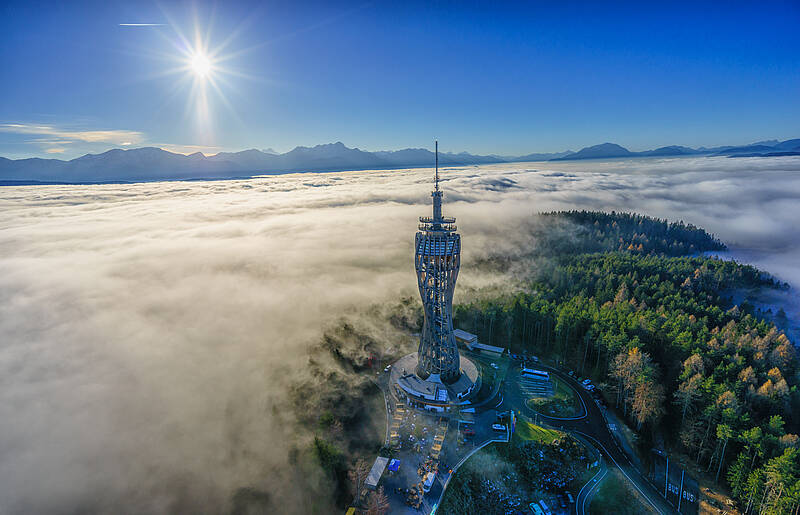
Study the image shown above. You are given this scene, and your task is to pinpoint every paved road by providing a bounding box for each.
[502,363,674,515]
[575,457,607,515]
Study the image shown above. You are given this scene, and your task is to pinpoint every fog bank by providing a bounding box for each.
[1,155,798,513]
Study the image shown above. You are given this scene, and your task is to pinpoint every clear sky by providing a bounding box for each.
[1,0,799,159]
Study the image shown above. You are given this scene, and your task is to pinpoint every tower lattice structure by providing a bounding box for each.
[415,141,462,384]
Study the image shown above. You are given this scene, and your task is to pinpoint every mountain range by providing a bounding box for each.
[1,138,799,184]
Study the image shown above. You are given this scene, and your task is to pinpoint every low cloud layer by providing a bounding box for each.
[1,155,799,513]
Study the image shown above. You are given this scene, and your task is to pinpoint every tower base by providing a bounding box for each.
[390,352,480,410]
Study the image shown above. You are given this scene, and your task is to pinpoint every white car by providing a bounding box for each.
[490,363,499,370]
[492,424,507,432]
[582,379,592,386]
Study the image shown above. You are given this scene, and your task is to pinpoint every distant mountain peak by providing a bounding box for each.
[551,142,632,161]
[1,137,797,184]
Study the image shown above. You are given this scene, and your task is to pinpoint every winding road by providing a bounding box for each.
[501,363,674,514]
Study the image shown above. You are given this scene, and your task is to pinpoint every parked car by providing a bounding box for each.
[490,363,499,370]
[492,424,507,432]
[581,379,592,386]
[462,428,475,437]
[566,492,575,504]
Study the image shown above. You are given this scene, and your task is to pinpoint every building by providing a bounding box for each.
[468,342,506,356]
[454,328,505,355]
[453,329,477,346]
[415,141,462,384]
[365,456,389,490]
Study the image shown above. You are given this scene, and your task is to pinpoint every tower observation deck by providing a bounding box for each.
[415,141,462,384]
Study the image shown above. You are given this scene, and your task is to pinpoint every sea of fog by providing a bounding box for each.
[1,155,799,513]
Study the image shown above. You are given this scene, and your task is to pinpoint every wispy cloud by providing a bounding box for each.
[45,148,66,154]
[118,23,165,27]
[0,123,145,145]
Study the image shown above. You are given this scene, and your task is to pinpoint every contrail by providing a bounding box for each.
[119,23,165,27]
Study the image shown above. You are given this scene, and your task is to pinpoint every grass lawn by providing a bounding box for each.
[515,417,563,444]
[526,377,582,418]
[589,468,657,515]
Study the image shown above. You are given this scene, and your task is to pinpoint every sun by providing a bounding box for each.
[189,52,212,78]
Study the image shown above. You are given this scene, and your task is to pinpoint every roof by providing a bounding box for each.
[397,373,440,401]
[453,329,477,342]
[388,459,400,472]
[365,456,389,488]
[471,342,505,354]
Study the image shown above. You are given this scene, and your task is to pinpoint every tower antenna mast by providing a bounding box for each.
[434,140,439,191]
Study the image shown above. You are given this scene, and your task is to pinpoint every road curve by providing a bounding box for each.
[576,461,607,515]
[505,363,674,515]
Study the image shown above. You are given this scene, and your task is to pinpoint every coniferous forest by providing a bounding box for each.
[454,211,798,514]
[294,211,798,513]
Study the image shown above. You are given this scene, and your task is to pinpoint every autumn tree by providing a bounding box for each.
[610,347,650,416]
[682,353,705,377]
[674,373,704,426]
[348,458,370,505]
[632,379,665,430]
[365,486,390,515]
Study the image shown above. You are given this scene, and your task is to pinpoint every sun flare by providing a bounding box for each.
[189,52,212,78]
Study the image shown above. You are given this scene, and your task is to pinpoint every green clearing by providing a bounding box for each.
[515,418,563,444]
[588,468,656,515]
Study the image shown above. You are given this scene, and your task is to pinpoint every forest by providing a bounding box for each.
[454,211,799,514]
[289,210,798,514]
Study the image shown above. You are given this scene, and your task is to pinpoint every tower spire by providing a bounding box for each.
[432,140,443,222]
[434,140,439,192]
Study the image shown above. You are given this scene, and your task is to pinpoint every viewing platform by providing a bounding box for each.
[390,352,480,413]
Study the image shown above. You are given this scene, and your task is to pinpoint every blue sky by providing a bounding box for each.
[1,0,798,159]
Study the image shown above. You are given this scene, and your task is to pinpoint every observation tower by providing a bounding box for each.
[389,142,479,411]
[415,141,462,383]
